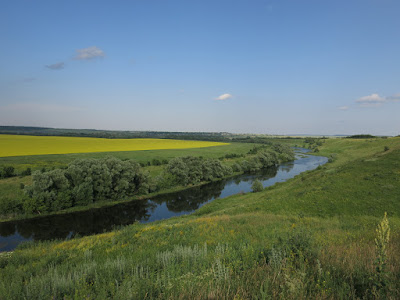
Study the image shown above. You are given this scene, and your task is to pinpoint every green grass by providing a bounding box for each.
[1,137,399,299]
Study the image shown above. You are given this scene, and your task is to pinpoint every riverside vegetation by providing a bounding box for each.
[0,140,294,220]
[0,136,399,299]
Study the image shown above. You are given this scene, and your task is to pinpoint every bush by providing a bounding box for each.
[232,163,242,172]
[20,167,32,176]
[23,157,150,214]
[251,179,263,192]
[151,159,161,166]
[0,197,23,215]
[384,146,389,152]
[328,154,337,163]
[166,156,233,186]
[0,166,15,178]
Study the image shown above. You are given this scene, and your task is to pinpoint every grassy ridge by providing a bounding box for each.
[1,138,399,298]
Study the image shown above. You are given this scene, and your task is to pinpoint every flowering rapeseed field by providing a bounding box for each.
[0,135,228,157]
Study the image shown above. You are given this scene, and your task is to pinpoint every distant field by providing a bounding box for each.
[0,135,228,158]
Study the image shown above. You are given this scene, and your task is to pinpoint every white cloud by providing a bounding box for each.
[386,93,400,102]
[356,93,386,107]
[338,106,349,111]
[45,62,65,70]
[74,46,105,60]
[356,93,385,103]
[350,93,400,108]
[215,93,232,101]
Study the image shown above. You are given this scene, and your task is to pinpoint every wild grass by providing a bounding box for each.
[1,137,400,298]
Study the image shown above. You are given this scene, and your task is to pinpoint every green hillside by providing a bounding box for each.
[1,137,399,299]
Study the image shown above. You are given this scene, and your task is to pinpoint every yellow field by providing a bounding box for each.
[0,135,229,157]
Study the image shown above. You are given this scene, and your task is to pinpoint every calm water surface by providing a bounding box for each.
[0,149,327,252]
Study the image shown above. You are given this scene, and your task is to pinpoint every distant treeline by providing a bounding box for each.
[0,126,233,141]
[346,134,376,139]
[0,126,304,142]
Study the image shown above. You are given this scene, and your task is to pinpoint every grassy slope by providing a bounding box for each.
[200,138,400,219]
[1,138,399,299]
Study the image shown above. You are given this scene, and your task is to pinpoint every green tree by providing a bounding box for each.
[251,179,264,192]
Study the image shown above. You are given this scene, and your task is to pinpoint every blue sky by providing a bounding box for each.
[0,0,399,135]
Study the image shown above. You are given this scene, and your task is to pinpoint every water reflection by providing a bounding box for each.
[0,151,327,252]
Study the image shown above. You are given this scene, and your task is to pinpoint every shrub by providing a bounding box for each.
[20,167,32,176]
[23,157,150,214]
[0,166,15,178]
[151,159,161,166]
[166,156,233,186]
[251,179,263,192]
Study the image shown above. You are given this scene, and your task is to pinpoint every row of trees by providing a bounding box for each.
[166,157,233,186]
[165,144,295,186]
[0,166,31,179]
[20,144,295,215]
[23,157,149,214]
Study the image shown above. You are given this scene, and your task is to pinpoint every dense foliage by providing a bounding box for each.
[251,179,263,192]
[346,134,376,139]
[23,157,149,214]
[0,143,294,217]
[166,157,233,186]
[0,166,15,179]
[166,145,294,186]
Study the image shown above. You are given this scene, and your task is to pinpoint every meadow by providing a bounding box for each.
[0,137,399,299]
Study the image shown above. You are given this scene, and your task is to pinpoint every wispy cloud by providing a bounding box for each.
[356,93,386,107]
[386,93,400,102]
[355,93,400,108]
[338,106,349,111]
[215,93,232,101]
[74,46,105,60]
[45,62,65,70]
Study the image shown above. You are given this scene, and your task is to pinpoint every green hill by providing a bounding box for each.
[1,137,399,299]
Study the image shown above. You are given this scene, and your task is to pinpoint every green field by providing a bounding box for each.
[1,137,399,299]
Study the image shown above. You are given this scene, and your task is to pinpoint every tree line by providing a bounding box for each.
[0,143,295,217]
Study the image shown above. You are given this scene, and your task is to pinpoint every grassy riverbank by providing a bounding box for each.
[1,137,399,299]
